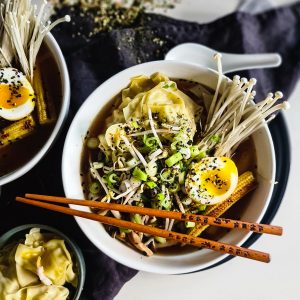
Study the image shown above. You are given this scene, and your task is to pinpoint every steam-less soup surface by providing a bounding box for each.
[0,43,62,177]
[81,74,257,255]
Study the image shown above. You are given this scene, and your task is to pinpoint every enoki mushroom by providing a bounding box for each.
[0,0,70,81]
[199,53,289,157]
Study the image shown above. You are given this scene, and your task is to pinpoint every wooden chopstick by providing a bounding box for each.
[16,196,270,263]
[25,193,283,236]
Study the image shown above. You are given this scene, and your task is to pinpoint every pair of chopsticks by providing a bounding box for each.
[16,194,283,263]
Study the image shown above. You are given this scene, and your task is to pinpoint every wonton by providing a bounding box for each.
[0,228,77,300]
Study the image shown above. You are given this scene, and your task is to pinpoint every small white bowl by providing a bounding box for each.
[62,61,275,274]
[0,33,70,186]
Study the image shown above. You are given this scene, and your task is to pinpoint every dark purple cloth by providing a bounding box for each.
[1,3,300,299]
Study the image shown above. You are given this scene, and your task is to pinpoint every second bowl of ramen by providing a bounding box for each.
[0,33,70,186]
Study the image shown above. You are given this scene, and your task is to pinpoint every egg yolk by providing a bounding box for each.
[200,169,231,196]
[0,84,32,109]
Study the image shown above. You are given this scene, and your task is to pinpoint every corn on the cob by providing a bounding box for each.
[33,64,56,125]
[0,115,36,147]
[189,171,257,237]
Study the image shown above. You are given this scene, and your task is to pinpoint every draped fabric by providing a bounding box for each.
[1,3,300,299]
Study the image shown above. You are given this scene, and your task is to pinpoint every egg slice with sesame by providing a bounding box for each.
[185,157,238,205]
[0,68,35,121]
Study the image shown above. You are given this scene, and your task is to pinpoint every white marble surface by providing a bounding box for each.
[116,1,300,299]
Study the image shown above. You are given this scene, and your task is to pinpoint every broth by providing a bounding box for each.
[0,43,62,177]
[80,78,257,255]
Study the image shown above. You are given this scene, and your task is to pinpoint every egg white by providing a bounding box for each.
[0,68,35,121]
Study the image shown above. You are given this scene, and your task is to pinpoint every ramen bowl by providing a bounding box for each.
[62,61,275,274]
[0,33,70,186]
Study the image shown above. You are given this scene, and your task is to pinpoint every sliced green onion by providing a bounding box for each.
[89,181,101,195]
[146,181,157,189]
[187,151,206,165]
[130,213,142,224]
[185,221,195,228]
[156,193,171,210]
[120,228,132,233]
[173,161,181,169]
[179,147,190,159]
[145,161,158,177]
[198,151,206,159]
[162,82,176,89]
[191,151,206,162]
[160,169,174,183]
[143,134,147,144]
[171,141,178,151]
[178,161,185,170]
[180,161,188,172]
[157,193,165,201]
[102,174,108,183]
[87,137,99,149]
[190,145,200,158]
[178,171,186,185]
[165,152,183,167]
[106,173,119,188]
[172,161,182,171]
[133,167,147,181]
[168,182,180,193]
[143,135,158,149]
[108,173,119,183]
[161,198,171,210]
[154,236,166,244]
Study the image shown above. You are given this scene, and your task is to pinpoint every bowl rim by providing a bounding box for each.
[0,224,85,300]
[0,33,70,186]
[62,60,275,274]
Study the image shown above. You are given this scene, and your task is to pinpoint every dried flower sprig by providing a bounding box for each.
[51,0,178,38]
[0,0,70,81]
[198,53,290,157]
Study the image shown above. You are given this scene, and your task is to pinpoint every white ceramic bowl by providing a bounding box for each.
[62,61,275,274]
[0,33,70,186]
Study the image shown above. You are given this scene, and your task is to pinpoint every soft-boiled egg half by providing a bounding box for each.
[0,68,35,121]
[185,157,238,205]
